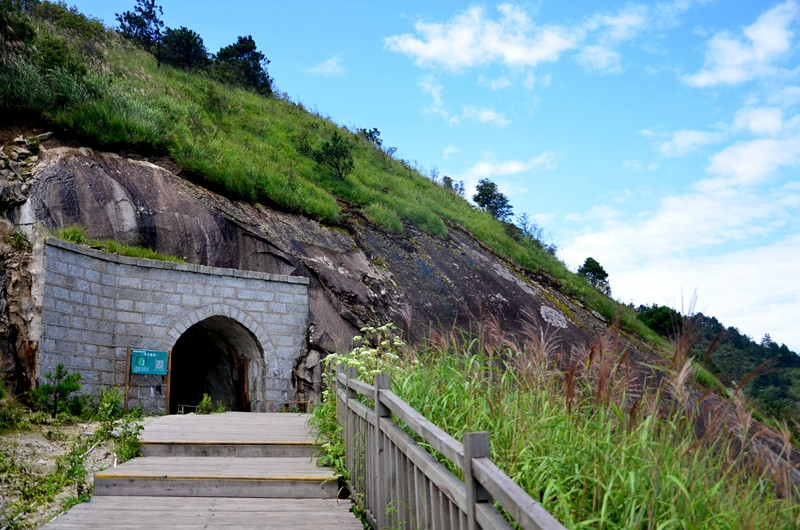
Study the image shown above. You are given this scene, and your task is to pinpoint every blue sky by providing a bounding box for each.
[70,1,800,351]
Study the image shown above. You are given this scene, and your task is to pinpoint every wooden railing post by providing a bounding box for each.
[464,431,492,530]
[373,373,391,530]
[335,364,344,424]
[345,366,358,484]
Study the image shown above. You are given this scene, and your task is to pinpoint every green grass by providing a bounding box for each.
[54,226,184,263]
[314,326,800,529]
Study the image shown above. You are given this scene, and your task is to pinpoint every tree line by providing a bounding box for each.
[116,0,273,96]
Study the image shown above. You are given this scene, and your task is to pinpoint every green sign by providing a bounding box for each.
[130,349,169,375]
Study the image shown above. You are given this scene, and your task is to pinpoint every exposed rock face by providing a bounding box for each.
[0,218,38,395]
[6,146,614,399]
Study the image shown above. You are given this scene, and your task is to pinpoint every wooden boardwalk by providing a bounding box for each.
[42,413,361,529]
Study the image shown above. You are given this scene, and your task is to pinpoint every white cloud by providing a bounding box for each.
[622,160,644,170]
[658,129,722,157]
[523,73,552,90]
[419,76,444,107]
[479,75,512,90]
[386,3,696,77]
[454,152,560,199]
[560,105,800,349]
[575,5,649,73]
[460,152,559,180]
[769,85,800,107]
[654,0,703,27]
[443,145,461,158]
[419,76,456,123]
[733,107,784,136]
[621,160,658,171]
[418,77,511,126]
[461,105,510,127]
[701,134,800,190]
[562,181,800,275]
[306,56,344,76]
[584,5,648,42]
[576,45,621,72]
[684,0,799,87]
[606,234,800,350]
[385,5,581,71]
[565,204,623,223]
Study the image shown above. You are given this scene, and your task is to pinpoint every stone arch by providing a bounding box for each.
[166,303,275,352]
[166,304,274,413]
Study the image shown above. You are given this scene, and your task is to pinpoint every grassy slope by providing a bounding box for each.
[33,25,662,343]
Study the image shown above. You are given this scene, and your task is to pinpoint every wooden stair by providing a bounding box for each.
[42,413,359,529]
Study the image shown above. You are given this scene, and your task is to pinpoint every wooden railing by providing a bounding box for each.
[335,365,565,530]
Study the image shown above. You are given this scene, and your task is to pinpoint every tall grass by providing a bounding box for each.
[315,322,800,529]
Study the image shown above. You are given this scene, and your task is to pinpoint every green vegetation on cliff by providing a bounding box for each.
[54,226,185,262]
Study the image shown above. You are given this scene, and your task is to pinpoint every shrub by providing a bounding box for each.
[314,131,354,180]
[196,394,211,414]
[212,34,272,95]
[0,0,35,65]
[473,178,512,221]
[91,386,124,424]
[311,324,413,473]
[161,26,207,69]
[0,379,30,430]
[32,1,105,43]
[30,364,85,418]
[113,417,143,461]
[3,228,32,251]
[196,393,225,414]
[116,0,163,61]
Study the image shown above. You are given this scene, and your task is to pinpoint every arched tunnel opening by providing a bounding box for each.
[169,316,264,414]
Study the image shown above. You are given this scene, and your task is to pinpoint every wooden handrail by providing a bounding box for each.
[380,389,465,468]
[334,365,565,530]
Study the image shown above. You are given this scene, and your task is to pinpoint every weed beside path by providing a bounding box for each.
[0,419,114,529]
[0,383,147,530]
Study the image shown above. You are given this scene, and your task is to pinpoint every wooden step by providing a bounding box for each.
[139,412,320,457]
[139,412,317,444]
[93,456,339,499]
[140,440,318,458]
[41,496,362,529]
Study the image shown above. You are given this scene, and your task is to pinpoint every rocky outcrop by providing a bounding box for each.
[4,144,619,399]
[0,218,38,395]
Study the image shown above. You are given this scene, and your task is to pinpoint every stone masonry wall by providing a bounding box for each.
[36,238,309,413]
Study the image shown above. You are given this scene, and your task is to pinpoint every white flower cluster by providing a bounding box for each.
[322,323,413,382]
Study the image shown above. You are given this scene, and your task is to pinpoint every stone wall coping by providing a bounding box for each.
[44,238,310,286]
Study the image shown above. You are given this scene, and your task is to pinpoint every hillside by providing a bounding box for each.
[2,0,800,428]
[0,0,658,337]
[1,0,798,427]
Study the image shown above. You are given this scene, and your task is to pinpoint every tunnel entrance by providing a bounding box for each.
[169,316,264,414]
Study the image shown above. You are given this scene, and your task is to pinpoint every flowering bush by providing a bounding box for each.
[321,323,411,382]
[310,323,412,476]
